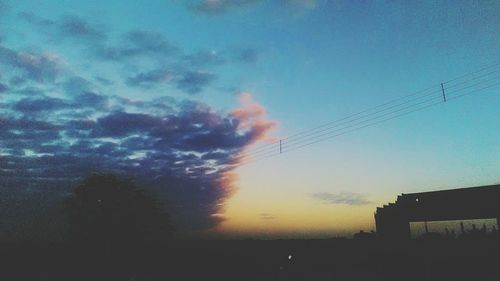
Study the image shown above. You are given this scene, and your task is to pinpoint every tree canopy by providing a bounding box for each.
[65,174,172,247]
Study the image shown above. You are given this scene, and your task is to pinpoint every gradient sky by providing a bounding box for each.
[0,0,499,239]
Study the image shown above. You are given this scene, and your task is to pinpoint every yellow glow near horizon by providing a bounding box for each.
[215,150,386,238]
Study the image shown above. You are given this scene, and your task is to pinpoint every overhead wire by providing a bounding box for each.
[236,63,500,166]
[240,62,500,157]
[239,80,499,166]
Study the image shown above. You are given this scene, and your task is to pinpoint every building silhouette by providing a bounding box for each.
[375,184,500,239]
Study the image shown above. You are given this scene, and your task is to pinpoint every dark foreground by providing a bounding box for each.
[1,236,500,281]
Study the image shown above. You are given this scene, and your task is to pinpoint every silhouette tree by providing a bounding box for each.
[65,174,172,249]
[64,174,173,280]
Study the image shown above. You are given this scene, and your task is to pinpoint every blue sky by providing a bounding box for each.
[0,0,499,239]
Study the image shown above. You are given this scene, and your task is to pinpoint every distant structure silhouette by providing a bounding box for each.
[375,184,500,239]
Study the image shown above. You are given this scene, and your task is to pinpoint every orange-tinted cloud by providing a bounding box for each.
[231,92,278,145]
[213,93,277,224]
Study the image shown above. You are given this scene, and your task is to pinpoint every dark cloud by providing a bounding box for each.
[1,10,273,238]
[126,68,216,94]
[281,0,317,10]
[13,96,70,113]
[94,76,114,86]
[0,1,7,18]
[232,48,259,63]
[187,0,316,15]
[188,0,262,14]
[63,76,96,96]
[11,86,46,96]
[0,117,61,132]
[94,30,177,61]
[0,45,62,83]
[58,15,107,42]
[18,13,178,63]
[9,76,28,87]
[10,91,108,115]
[125,30,177,55]
[74,92,108,109]
[1,93,277,237]
[95,111,162,137]
[0,1,9,25]
[182,50,226,67]
[18,12,56,27]
[176,71,216,94]
[13,12,258,96]
[126,68,174,88]
[19,12,107,43]
[311,192,371,206]
[0,82,7,92]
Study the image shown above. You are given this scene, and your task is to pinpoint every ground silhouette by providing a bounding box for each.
[2,175,500,280]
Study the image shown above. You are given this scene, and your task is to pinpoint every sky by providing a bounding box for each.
[0,0,499,239]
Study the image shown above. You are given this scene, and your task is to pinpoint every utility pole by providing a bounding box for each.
[441,83,447,102]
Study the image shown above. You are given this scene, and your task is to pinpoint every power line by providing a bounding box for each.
[281,81,499,155]
[239,62,500,156]
[250,77,499,162]
[240,70,499,162]
[240,81,499,166]
[242,62,500,157]
[237,63,500,166]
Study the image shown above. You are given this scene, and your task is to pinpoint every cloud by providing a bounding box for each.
[187,0,316,15]
[231,48,259,63]
[94,30,177,61]
[188,0,262,14]
[18,14,179,63]
[126,68,216,94]
[13,96,71,113]
[1,10,271,238]
[10,86,46,96]
[1,92,277,236]
[95,111,162,137]
[19,13,107,43]
[182,50,226,67]
[176,71,216,94]
[0,1,8,19]
[94,76,114,86]
[18,12,55,27]
[14,12,258,96]
[125,30,177,55]
[74,92,108,109]
[62,76,99,96]
[284,0,316,10]
[311,191,371,206]
[0,45,63,83]
[126,68,174,88]
[230,92,278,144]
[259,213,276,220]
[0,82,7,92]
[9,90,108,115]
[58,15,107,42]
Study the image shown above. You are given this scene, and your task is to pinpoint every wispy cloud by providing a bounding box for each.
[0,0,9,21]
[19,12,107,43]
[188,0,261,14]
[186,0,317,15]
[311,191,371,206]
[259,213,277,220]
[94,30,178,61]
[15,12,259,95]
[0,45,63,83]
